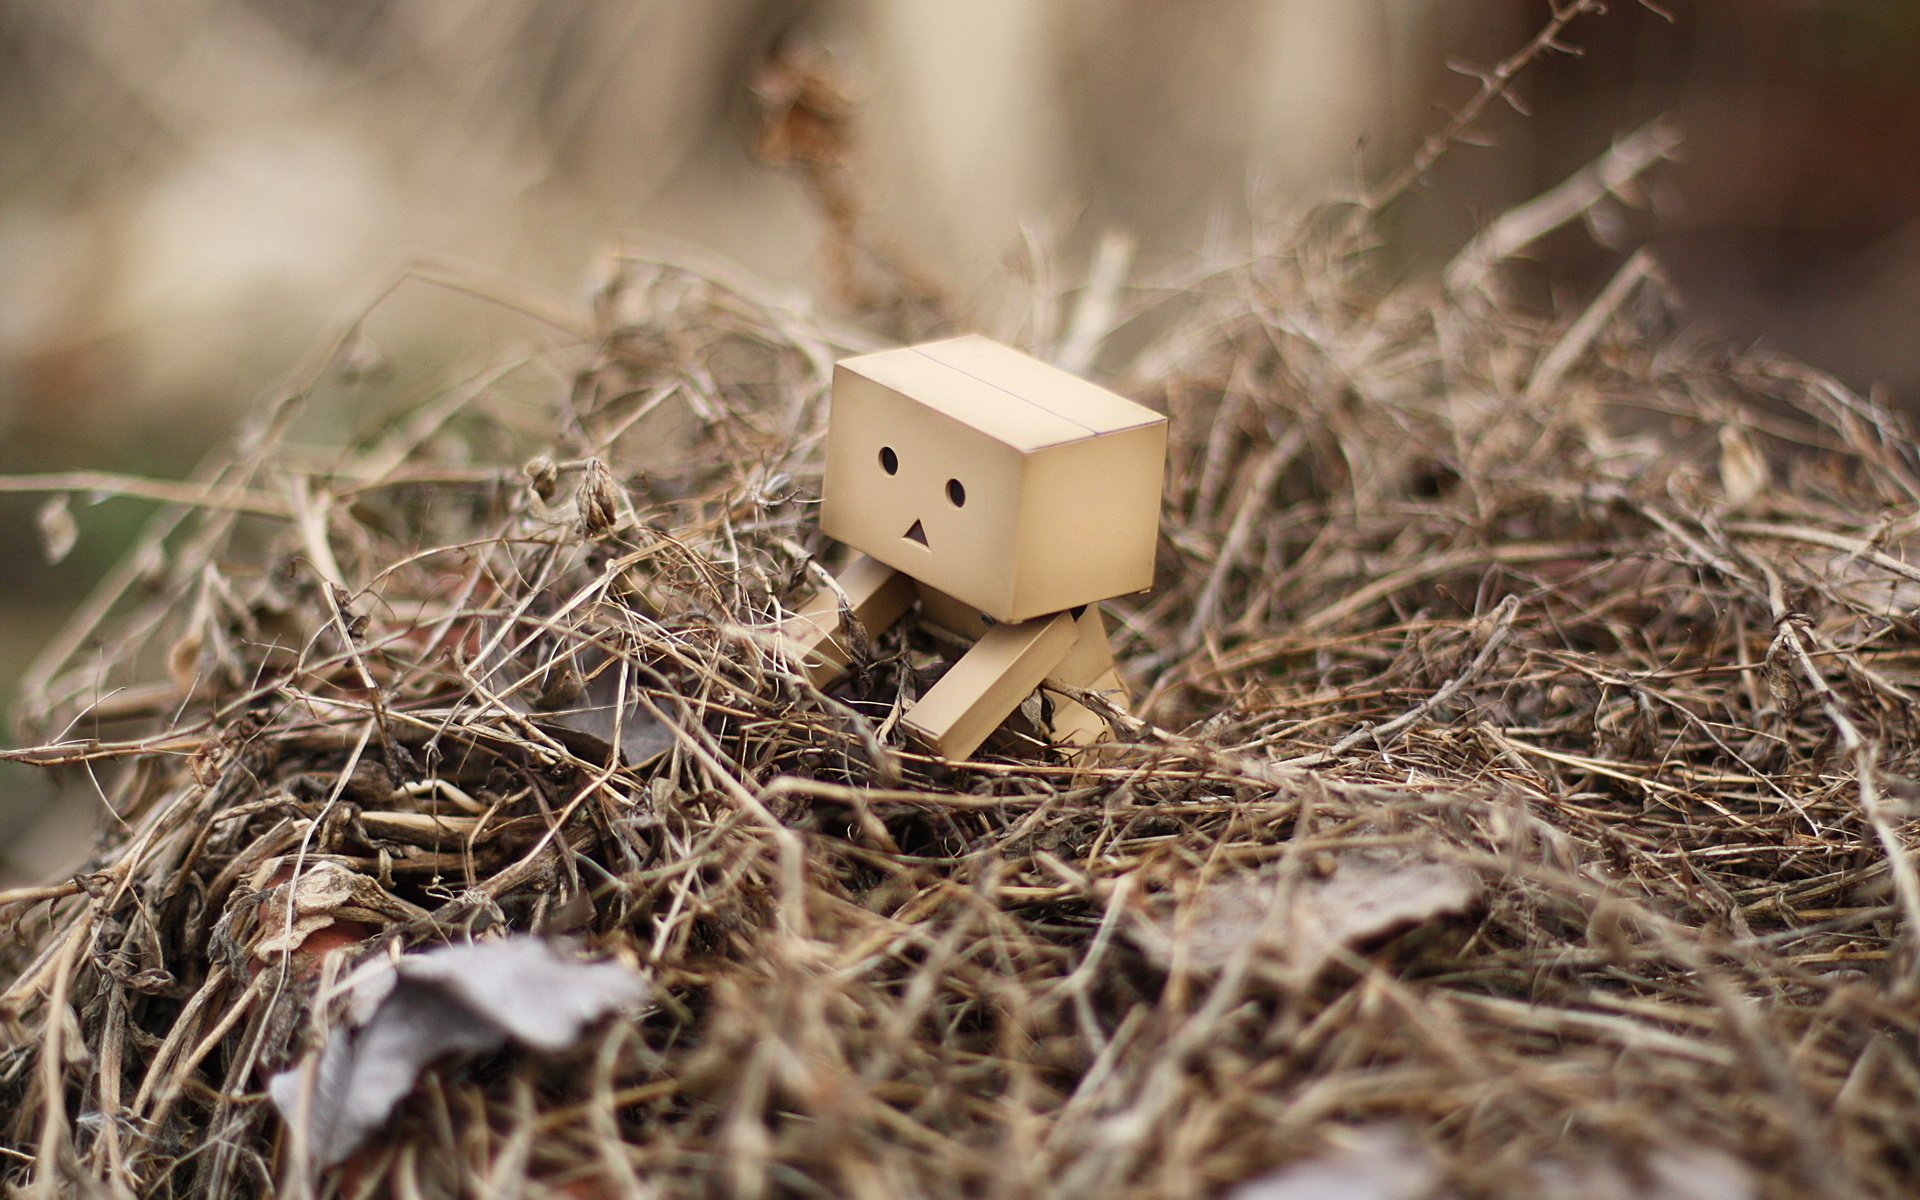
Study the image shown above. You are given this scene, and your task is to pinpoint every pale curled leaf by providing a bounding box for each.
[1303,857,1477,960]
[394,939,651,1051]
[36,495,77,564]
[1134,853,1477,978]
[270,986,503,1170]
[1018,689,1047,728]
[1531,1148,1754,1200]
[1229,1125,1442,1200]
[270,938,650,1167]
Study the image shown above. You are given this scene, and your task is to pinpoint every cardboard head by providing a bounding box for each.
[822,336,1167,623]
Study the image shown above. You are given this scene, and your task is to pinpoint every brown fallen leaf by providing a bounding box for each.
[505,649,673,766]
[1228,1125,1444,1200]
[539,663,674,765]
[1531,1148,1754,1200]
[270,937,650,1168]
[1131,851,1478,980]
[228,859,429,968]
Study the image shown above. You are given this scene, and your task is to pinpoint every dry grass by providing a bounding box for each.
[7,116,1920,1199]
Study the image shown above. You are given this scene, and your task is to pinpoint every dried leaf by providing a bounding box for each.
[537,657,674,765]
[1133,852,1477,979]
[750,48,853,170]
[1531,1148,1753,1200]
[1018,689,1047,729]
[1230,1126,1442,1200]
[1304,857,1476,953]
[220,860,428,963]
[36,494,77,564]
[399,939,648,1049]
[235,860,429,965]
[270,938,649,1167]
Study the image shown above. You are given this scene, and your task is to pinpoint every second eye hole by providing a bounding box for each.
[946,479,966,507]
[879,446,898,475]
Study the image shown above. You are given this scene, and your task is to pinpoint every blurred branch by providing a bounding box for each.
[1359,0,1611,224]
[1525,247,1659,400]
[1449,117,1682,297]
[0,472,290,518]
[1053,231,1136,377]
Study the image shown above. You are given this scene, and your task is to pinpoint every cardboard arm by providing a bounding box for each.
[779,552,915,686]
[901,610,1078,759]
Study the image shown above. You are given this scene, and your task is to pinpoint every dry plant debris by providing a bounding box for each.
[7,153,1920,1198]
[269,938,649,1169]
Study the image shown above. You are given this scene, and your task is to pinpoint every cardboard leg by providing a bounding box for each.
[780,553,914,686]
[902,611,1077,759]
[1037,609,1129,757]
[1043,668,1129,755]
[1047,607,1119,688]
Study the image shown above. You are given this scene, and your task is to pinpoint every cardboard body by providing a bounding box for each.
[785,336,1163,759]
[823,336,1166,624]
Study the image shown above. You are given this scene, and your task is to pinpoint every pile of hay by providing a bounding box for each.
[7,149,1920,1197]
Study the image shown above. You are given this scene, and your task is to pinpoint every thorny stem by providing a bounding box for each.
[1358,0,1613,226]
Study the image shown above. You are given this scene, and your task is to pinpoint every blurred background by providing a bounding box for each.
[5,0,1920,884]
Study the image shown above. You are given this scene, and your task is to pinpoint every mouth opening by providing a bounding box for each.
[903,519,929,547]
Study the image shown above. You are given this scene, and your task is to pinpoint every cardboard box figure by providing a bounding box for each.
[781,335,1167,759]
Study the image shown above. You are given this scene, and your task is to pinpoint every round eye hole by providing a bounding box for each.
[879,446,899,475]
[946,478,966,507]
